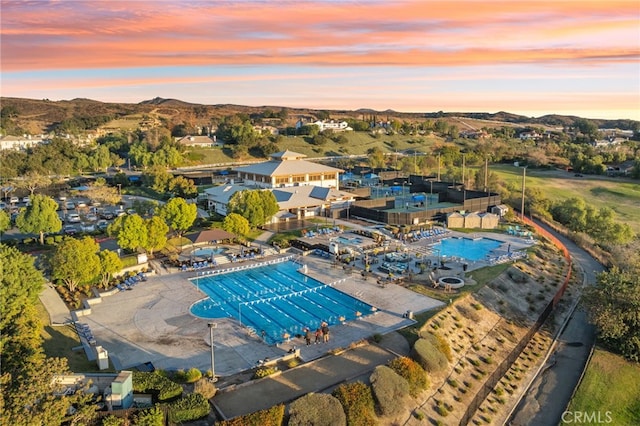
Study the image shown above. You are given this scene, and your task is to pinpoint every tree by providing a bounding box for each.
[114,214,148,253]
[51,237,101,293]
[15,171,51,196]
[97,250,123,289]
[227,189,278,228]
[142,165,173,194]
[169,176,198,199]
[15,194,62,244]
[582,267,640,361]
[0,210,10,236]
[222,213,250,237]
[158,197,197,238]
[83,178,121,206]
[144,216,169,256]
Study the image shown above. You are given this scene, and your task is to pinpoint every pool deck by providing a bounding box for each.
[80,254,444,376]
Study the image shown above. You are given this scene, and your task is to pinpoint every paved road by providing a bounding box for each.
[508,222,603,426]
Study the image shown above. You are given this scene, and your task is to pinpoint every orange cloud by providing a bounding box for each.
[2,0,638,71]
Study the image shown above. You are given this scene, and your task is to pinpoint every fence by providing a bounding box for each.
[457,216,573,425]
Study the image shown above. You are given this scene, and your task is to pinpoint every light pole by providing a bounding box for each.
[208,323,218,382]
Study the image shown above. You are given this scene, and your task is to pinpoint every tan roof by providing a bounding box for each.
[235,152,342,177]
[187,229,235,244]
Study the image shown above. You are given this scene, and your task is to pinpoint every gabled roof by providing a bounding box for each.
[187,229,235,244]
[269,150,306,160]
[309,186,331,200]
[234,151,343,177]
[271,186,353,209]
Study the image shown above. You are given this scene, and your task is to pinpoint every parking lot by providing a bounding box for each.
[1,193,137,240]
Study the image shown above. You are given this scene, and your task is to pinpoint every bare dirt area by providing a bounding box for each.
[378,237,581,426]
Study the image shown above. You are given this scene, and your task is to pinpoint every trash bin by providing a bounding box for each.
[407,310,414,320]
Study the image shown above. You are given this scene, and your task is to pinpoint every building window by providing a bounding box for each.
[276,177,289,185]
[292,175,306,183]
[308,174,322,181]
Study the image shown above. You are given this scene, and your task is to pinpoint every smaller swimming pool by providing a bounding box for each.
[193,247,227,258]
[335,236,363,245]
[432,237,502,262]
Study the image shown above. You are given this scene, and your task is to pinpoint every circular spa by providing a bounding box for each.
[437,276,465,289]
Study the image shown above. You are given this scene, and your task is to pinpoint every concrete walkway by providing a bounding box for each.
[39,282,72,325]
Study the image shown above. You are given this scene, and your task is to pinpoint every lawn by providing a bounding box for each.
[490,165,640,234]
[37,301,113,373]
[566,348,640,425]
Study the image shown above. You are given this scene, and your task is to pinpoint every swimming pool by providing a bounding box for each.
[192,247,227,258]
[190,262,374,345]
[335,236,363,245]
[432,237,502,262]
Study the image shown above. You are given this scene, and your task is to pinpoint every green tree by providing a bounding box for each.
[169,176,198,199]
[158,197,197,238]
[227,190,278,228]
[142,165,173,194]
[144,216,169,256]
[15,194,62,244]
[97,250,123,289]
[582,267,640,361]
[222,213,250,237]
[15,171,51,196]
[83,178,121,206]
[51,237,101,293]
[0,210,10,235]
[114,214,148,253]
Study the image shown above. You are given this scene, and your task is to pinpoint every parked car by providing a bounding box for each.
[59,195,67,201]
[86,213,98,222]
[100,211,114,220]
[67,213,81,223]
[22,196,30,204]
[65,201,75,210]
[76,201,87,208]
[63,225,77,235]
[116,210,127,217]
[9,196,19,204]
[80,223,96,233]
[0,201,6,210]
[96,220,109,231]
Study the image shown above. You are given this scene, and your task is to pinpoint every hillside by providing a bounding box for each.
[2,97,636,136]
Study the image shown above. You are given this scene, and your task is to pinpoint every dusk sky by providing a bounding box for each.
[1,0,639,120]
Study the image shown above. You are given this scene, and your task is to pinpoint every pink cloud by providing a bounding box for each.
[2,0,638,71]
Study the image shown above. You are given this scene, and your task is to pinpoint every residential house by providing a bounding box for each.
[176,135,217,147]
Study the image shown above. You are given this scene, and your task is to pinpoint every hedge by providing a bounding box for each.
[215,404,285,426]
[418,331,453,362]
[168,393,210,423]
[370,365,410,417]
[411,337,449,373]
[288,393,346,426]
[332,381,376,426]
[132,371,183,402]
[388,356,429,397]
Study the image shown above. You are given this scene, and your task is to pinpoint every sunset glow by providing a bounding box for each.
[1,0,638,119]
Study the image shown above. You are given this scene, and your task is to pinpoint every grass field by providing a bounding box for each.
[490,164,640,234]
[37,301,112,373]
[566,348,640,425]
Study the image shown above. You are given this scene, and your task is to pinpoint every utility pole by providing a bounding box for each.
[437,153,441,181]
[208,323,218,382]
[521,166,526,220]
[462,154,466,188]
[484,157,488,192]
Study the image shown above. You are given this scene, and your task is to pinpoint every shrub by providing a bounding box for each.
[435,401,449,416]
[387,356,428,397]
[184,367,202,383]
[44,236,56,245]
[414,410,425,420]
[288,393,346,426]
[54,235,63,243]
[372,333,383,343]
[120,255,138,268]
[167,393,210,423]
[132,405,164,426]
[193,378,216,399]
[22,237,34,245]
[252,366,278,379]
[332,381,376,426]
[215,404,284,426]
[216,405,285,426]
[132,371,183,401]
[370,365,410,416]
[418,331,453,362]
[286,358,300,368]
[411,338,449,373]
[101,416,124,426]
